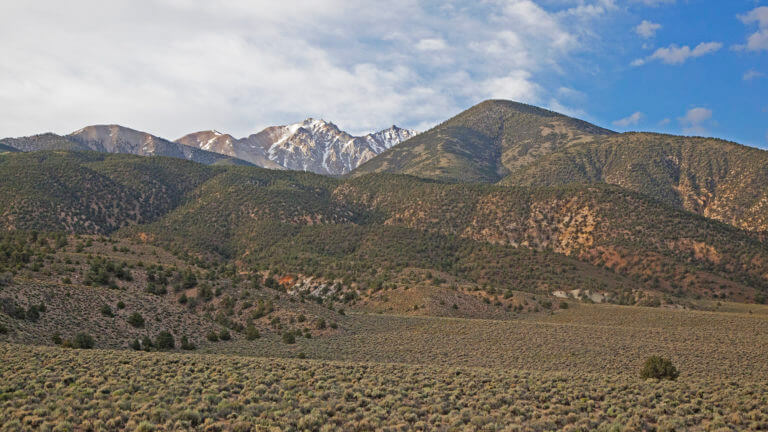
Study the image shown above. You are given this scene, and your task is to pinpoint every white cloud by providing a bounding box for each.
[632,42,722,66]
[612,112,643,128]
[734,7,768,52]
[415,38,448,51]
[557,86,586,101]
[635,20,661,39]
[744,69,765,81]
[0,0,617,138]
[631,0,675,6]
[679,107,713,135]
[479,70,542,103]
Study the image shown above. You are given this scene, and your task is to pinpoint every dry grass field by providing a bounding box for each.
[209,303,768,380]
[3,302,768,431]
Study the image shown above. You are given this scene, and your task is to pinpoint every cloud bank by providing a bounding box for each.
[0,0,616,138]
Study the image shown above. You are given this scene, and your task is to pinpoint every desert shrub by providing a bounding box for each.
[141,336,153,351]
[127,312,145,328]
[219,329,231,341]
[264,276,278,289]
[245,324,260,340]
[560,302,569,309]
[25,305,42,322]
[117,301,126,309]
[317,318,326,330]
[180,335,196,350]
[101,305,114,317]
[640,356,679,380]
[145,283,167,296]
[0,323,7,334]
[135,421,156,432]
[206,331,219,342]
[251,299,274,319]
[197,283,213,302]
[155,331,175,350]
[130,339,141,350]
[0,272,12,286]
[0,298,26,319]
[69,332,95,349]
[282,332,296,344]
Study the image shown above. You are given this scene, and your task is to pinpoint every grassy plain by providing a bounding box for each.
[3,302,768,431]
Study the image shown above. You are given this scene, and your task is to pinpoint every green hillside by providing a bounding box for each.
[352,100,614,182]
[337,174,768,299]
[2,149,768,304]
[500,132,768,233]
[352,100,768,236]
[0,151,219,233]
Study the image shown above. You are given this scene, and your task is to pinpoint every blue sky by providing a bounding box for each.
[574,0,768,147]
[0,1,766,147]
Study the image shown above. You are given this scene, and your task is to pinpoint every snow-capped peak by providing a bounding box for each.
[262,121,416,176]
[176,120,417,176]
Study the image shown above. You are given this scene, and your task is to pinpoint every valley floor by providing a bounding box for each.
[3,303,768,431]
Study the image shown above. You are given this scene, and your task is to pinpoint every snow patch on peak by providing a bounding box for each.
[259,120,417,176]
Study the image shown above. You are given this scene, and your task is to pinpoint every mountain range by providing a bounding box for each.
[0,120,417,176]
[2,99,768,308]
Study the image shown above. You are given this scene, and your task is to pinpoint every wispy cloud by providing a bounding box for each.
[733,7,768,52]
[744,69,765,81]
[635,20,661,39]
[631,0,675,6]
[415,38,448,51]
[679,107,713,135]
[613,112,643,128]
[632,42,722,66]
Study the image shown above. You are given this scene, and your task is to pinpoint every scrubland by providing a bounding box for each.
[3,302,768,431]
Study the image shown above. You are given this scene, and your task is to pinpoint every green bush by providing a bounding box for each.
[141,336,153,351]
[219,329,231,341]
[155,331,175,350]
[245,324,260,340]
[25,305,41,322]
[69,333,95,349]
[0,323,7,334]
[101,305,114,317]
[282,332,296,344]
[127,312,145,328]
[206,331,219,342]
[640,356,679,380]
[180,335,196,350]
